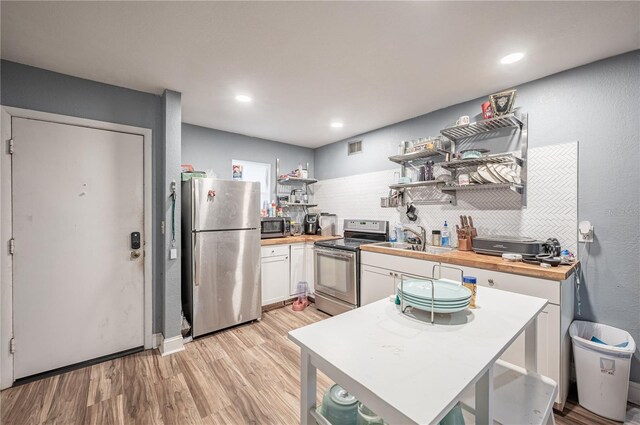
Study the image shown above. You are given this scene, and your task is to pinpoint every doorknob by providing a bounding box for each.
[131,250,141,259]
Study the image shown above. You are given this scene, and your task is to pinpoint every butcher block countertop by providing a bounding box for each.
[260,235,339,246]
[360,244,579,281]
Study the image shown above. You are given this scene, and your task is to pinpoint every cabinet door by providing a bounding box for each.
[305,243,315,294]
[361,265,396,306]
[261,255,290,306]
[290,244,306,296]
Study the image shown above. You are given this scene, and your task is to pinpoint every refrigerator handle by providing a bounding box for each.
[193,232,199,286]
[192,181,199,230]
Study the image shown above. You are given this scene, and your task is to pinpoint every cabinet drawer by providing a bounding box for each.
[361,252,438,279]
[261,245,290,258]
[470,268,560,305]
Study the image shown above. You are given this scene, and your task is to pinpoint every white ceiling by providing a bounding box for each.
[2,2,639,148]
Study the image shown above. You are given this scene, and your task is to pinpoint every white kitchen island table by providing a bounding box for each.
[288,287,552,425]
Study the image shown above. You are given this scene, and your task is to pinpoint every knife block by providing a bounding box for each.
[458,237,473,251]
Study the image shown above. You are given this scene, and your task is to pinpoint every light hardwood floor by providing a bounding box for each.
[1,304,637,425]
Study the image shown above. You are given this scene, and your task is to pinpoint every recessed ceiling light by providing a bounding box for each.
[500,52,524,64]
[235,94,252,103]
[330,122,344,128]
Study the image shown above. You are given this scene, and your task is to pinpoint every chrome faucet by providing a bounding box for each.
[402,226,427,251]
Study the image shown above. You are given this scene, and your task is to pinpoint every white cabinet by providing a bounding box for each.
[360,265,396,305]
[262,242,315,305]
[305,243,315,294]
[261,246,290,306]
[290,244,305,296]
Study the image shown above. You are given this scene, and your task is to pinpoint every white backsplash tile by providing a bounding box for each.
[313,142,578,253]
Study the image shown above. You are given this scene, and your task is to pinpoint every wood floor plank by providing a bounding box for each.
[176,343,231,418]
[201,404,245,425]
[122,352,164,425]
[192,335,227,364]
[0,374,59,425]
[87,358,123,406]
[153,373,202,425]
[85,394,125,425]
[43,367,90,425]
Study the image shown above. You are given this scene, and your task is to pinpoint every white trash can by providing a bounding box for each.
[569,320,636,421]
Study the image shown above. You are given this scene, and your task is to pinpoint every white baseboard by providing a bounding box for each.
[158,334,184,356]
[629,381,640,406]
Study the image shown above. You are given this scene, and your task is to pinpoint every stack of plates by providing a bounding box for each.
[397,279,472,313]
[474,163,521,185]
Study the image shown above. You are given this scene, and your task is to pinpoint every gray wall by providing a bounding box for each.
[316,50,640,382]
[0,60,167,334]
[182,123,315,200]
[162,90,182,339]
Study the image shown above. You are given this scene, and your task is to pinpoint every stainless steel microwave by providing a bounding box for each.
[260,217,291,239]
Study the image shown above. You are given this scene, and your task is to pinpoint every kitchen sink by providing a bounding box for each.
[369,241,453,254]
[369,241,415,250]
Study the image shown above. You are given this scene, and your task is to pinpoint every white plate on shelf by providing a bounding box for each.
[487,163,510,183]
[397,279,472,302]
[493,164,522,184]
[470,171,484,184]
[476,165,500,184]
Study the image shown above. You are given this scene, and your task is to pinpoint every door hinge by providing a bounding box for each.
[7,139,14,154]
[9,338,15,354]
[9,238,15,255]
[161,221,165,235]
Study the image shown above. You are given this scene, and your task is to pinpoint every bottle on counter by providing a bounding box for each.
[269,200,276,217]
[441,221,450,247]
[389,226,398,242]
[463,276,477,308]
[432,230,441,246]
[395,222,405,243]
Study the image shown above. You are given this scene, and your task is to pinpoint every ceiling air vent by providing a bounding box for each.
[347,140,363,156]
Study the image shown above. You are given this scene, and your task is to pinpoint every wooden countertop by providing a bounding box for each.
[360,244,579,281]
[260,235,340,246]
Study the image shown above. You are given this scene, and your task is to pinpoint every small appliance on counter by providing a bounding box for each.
[472,235,544,259]
[304,213,319,235]
[260,217,291,239]
[319,213,338,236]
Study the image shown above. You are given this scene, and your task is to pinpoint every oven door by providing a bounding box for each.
[314,247,357,305]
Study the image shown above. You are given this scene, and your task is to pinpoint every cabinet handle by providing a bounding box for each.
[488,278,495,286]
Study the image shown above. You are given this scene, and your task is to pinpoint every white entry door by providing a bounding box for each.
[12,117,145,379]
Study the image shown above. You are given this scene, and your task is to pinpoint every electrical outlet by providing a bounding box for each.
[170,248,177,259]
[578,220,594,243]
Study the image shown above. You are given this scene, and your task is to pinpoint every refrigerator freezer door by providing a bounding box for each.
[192,229,261,336]
[192,178,260,231]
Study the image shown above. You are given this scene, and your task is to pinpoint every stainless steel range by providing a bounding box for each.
[314,219,389,315]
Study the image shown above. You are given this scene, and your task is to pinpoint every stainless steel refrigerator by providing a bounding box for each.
[182,178,261,337]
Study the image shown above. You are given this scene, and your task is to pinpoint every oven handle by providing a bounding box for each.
[315,248,355,260]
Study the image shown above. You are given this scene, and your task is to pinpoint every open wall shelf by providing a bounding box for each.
[388,113,528,206]
[440,114,523,142]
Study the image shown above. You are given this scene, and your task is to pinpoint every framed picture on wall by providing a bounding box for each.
[489,89,517,116]
[232,164,243,180]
